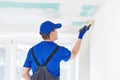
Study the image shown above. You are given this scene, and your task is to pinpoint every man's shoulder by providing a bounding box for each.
[58,46,70,52]
[33,42,42,48]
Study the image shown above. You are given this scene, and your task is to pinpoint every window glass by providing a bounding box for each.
[0,45,5,80]
[16,43,32,80]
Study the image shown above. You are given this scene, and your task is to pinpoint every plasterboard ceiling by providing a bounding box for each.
[0,0,108,33]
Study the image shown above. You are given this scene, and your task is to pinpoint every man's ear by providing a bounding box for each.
[49,31,54,39]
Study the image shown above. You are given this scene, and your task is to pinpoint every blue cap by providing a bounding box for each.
[40,21,62,35]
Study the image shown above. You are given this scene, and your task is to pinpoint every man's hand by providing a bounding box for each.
[78,20,94,39]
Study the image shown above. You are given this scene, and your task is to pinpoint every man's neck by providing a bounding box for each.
[44,39,54,42]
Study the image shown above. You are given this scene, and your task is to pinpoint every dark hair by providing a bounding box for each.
[40,33,50,40]
[39,29,55,40]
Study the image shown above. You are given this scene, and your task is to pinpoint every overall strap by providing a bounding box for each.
[43,45,60,66]
[32,48,41,66]
[32,45,60,66]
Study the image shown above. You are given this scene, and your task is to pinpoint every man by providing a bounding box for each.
[22,20,93,80]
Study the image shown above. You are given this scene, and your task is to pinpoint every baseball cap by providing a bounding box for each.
[40,21,62,35]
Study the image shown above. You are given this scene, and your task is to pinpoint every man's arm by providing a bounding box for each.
[71,39,82,59]
[22,67,31,80]
[70,20,94,60]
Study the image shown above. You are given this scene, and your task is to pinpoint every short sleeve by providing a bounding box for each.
[60,47,71,62]
[23,49,32,68]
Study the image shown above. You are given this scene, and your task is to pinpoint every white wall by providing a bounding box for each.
[91,0,120,80]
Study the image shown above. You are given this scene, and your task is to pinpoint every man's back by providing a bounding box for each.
[23,41,71,78]
[31,45,60,80]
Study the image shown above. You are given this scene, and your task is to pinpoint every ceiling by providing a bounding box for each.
[0,0,108,33]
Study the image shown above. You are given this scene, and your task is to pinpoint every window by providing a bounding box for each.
[16,42,33,80]
[0,45,5,80]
